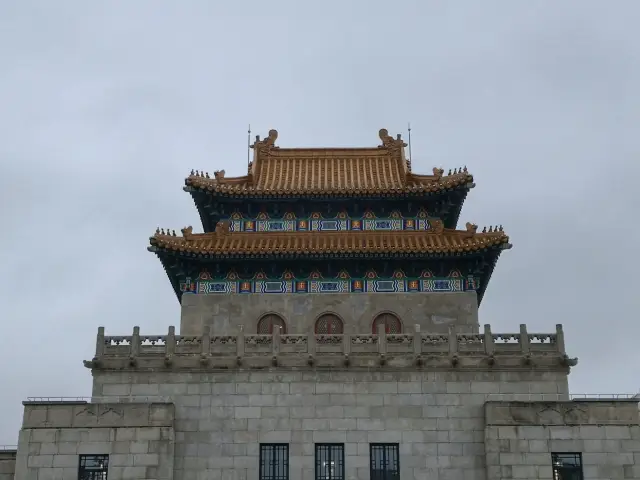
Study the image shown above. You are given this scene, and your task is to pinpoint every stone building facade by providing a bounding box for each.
[0,448,16,480]
[7,129,640,479]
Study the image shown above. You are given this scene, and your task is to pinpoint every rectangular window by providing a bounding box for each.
[78,454,109,480]
[315,444,345,480]
[552,453,583,480]
[370,444,399,480]
[260,444,289,480]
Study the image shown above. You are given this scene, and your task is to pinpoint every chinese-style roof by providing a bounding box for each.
[149,221,510,258]
[185,129,474,197]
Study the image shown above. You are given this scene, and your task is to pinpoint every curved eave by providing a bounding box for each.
[148,246,184,300]
[185,187,214,232]
[449,188,471,229]
[150,243,507,260]
[184,181,474,200]
[149,242,510,303]
[184,182,475,232]
[476,243,512,305]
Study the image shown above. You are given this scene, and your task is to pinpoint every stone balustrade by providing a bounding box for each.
[84,324,576,372]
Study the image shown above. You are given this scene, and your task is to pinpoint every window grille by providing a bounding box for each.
[257,314,287,334]
[315,444,344,480]
[315,314,344,334]
[78,454,109,480]
[259,443,289,480]
[372,313,402,334]
[552,453,583,480]
[370,444,399,480]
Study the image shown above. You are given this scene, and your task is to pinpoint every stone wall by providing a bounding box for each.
[92,369,569,480]
[14,402,175,480]
[485,400,640,479]
[0,450,16,480]
[180,291,479,335]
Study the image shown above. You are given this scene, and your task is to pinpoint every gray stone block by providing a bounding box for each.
[233,407,261,419]
[312,431,347,443]
[181,291,480,335]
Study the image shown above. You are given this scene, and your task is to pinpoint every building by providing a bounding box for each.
[7,128,640,480]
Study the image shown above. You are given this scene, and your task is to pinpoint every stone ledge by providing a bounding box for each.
[569,398,640,402]
[21,402,175,429]
[87,324,577,373]
[485,400,640,426]
[86,353,573,373]
[94,324,566,358]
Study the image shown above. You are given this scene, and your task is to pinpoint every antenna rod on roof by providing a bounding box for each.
[407,122,413,172]
[247,124,251,169]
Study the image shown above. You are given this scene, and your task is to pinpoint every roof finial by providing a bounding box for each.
[378,128,407,151]
[181,226,193,239]
[251,129,278,149]
[407,122,412,172]
[247,124,251,169]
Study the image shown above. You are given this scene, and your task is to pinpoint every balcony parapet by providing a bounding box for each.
[84,323,577,372]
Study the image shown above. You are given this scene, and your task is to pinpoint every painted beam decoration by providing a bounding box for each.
[228,210,430,232]
[179,269,479,295]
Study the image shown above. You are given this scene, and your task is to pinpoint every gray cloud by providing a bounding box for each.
[1,0,639,444]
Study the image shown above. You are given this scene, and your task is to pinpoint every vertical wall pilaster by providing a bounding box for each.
[519,324,530,355]
[131,326,140,357]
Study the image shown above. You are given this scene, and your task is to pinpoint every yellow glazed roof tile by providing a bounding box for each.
[150,221,510,256]
[185,129,473,196]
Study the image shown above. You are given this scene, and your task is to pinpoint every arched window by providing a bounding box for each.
[314,314,344,334]
[372,312,402,334]
[257,314,287,334]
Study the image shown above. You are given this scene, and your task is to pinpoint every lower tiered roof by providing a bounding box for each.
[150,221,509,257]
[149,220,511,304]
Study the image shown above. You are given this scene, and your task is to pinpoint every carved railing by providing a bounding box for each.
[86,324,575,370]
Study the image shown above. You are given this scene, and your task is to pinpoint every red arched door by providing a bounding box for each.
[314,314,344,334]
[257,314,287,334]
[372,313,402,334]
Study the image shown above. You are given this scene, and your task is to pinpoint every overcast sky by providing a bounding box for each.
[1,1,639,445]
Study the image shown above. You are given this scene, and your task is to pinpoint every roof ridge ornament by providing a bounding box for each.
[448,167,469,176]
[430,219,445,234]
[215,220,231,235]
[181,226,193,240]
[251,129,279,153]
[378,128,407,152]
[480,225,506,236]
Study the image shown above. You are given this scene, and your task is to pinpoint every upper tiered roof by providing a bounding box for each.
[153,127,508,304]
[185,129,474,198]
